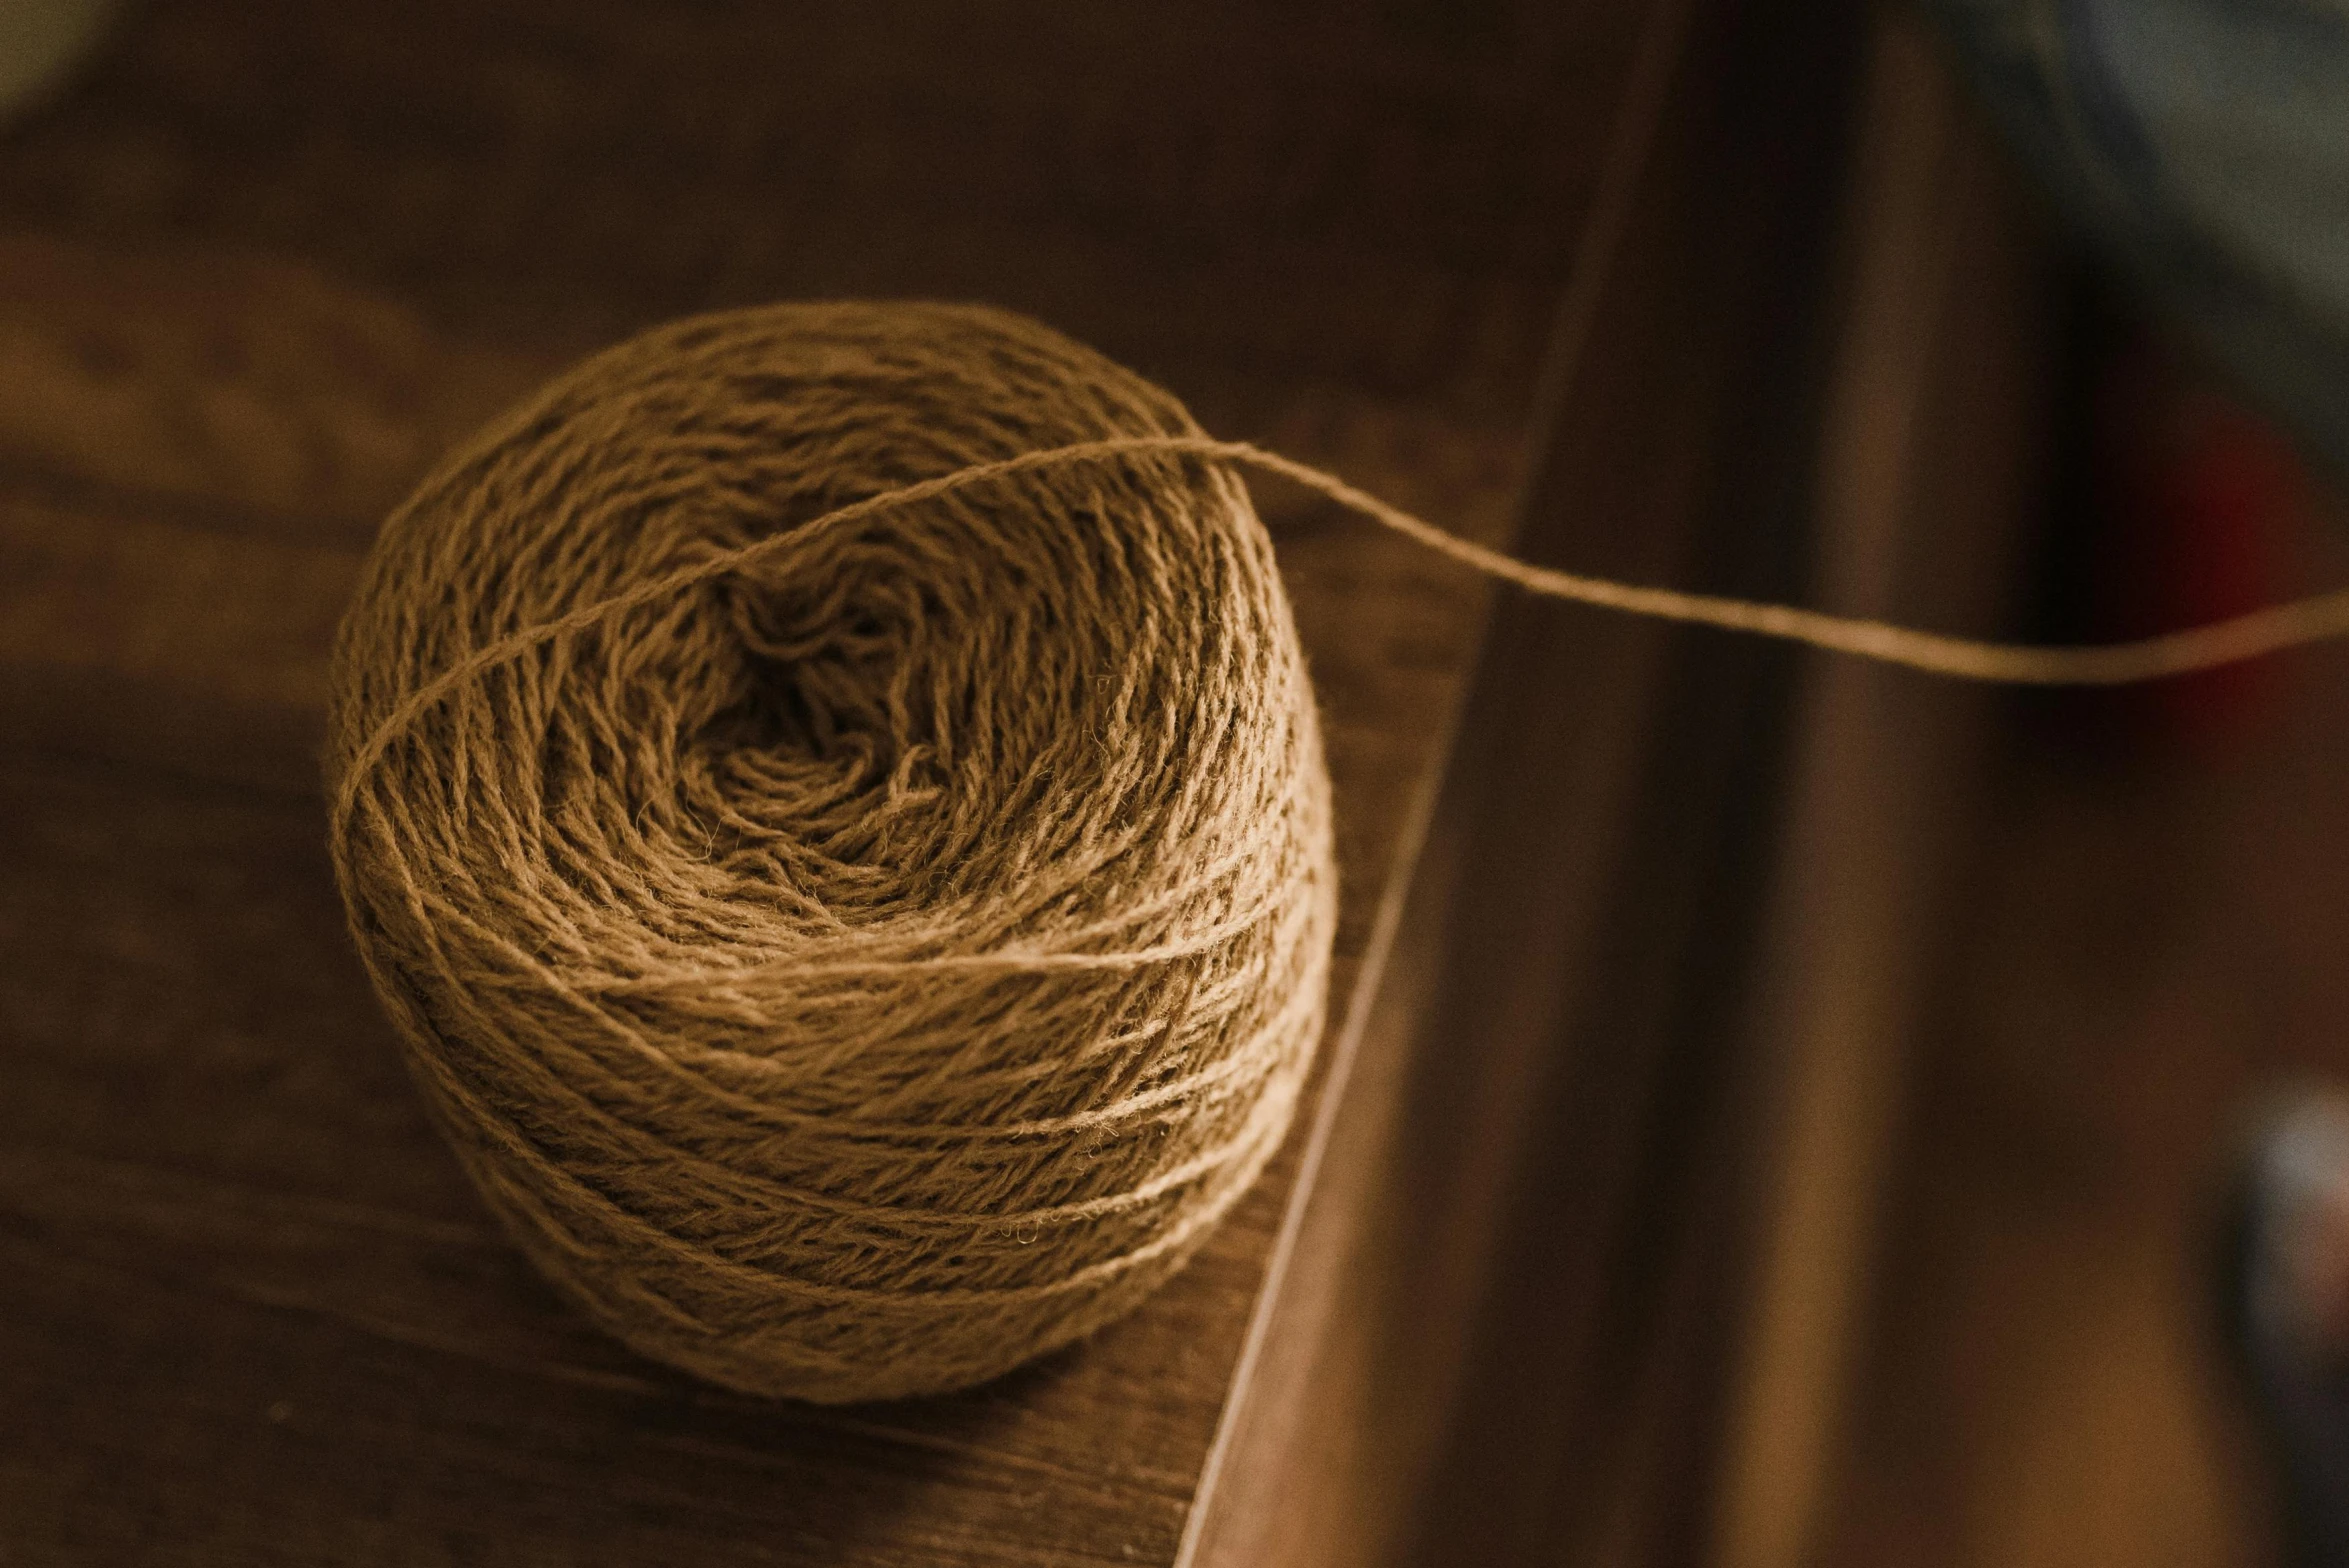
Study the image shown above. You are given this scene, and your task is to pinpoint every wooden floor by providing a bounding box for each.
[1819,459,2349,1566]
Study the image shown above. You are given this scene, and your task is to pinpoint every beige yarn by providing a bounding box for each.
[330,299,2349,1406]
[328,302,1336,1403]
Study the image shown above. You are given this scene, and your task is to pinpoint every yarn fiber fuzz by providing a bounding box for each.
[326,302,1338,1404]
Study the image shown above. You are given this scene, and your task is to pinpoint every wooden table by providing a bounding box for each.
[0,2,1893,1562]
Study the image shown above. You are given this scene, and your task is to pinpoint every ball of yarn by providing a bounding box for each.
[325,302,1337,1403]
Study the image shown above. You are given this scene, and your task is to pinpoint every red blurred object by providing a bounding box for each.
[2083,335,2319,755]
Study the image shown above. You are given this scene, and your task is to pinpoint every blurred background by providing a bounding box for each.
[2,2,2346,1566]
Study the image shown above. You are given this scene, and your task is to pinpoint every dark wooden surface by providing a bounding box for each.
[1714,23,2058,1564]
[1186,0,1871,1564]
[0,2,1677,1564]
[1810,286,2349,1568]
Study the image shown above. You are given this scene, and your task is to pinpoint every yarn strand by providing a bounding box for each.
[1208,439,2349,685]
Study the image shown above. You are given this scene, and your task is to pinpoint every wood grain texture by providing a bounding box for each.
[1714,21,2055,1565]
[1183,1,1872,1564]
[0,1,1658,1562]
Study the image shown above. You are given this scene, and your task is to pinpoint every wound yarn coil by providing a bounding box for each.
[327,302,1336,1404]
